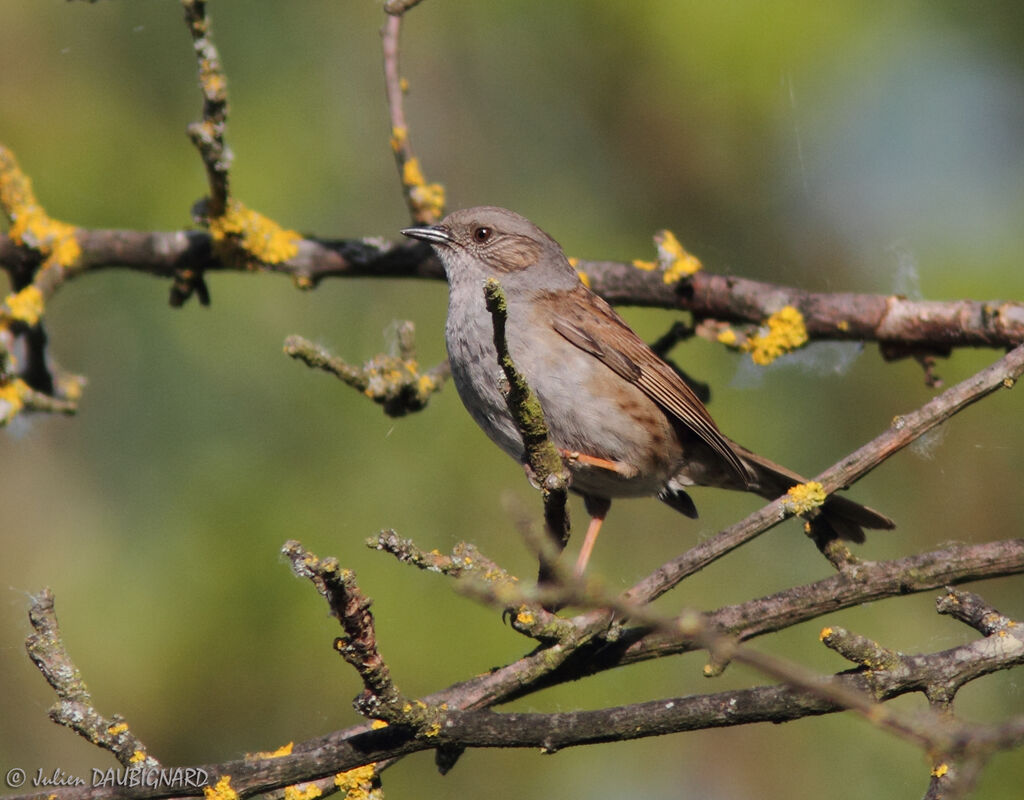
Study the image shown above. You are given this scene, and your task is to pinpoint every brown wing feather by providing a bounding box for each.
[546,286,754,487]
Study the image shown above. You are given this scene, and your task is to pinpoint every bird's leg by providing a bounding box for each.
[576,495,612,576]
[559,449,639,478]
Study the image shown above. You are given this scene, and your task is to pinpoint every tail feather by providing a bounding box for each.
[733,444,895,544]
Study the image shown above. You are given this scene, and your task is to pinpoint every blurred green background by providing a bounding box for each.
[2,1,1023,797]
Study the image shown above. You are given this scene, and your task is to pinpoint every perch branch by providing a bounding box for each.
[4,227,1021,351]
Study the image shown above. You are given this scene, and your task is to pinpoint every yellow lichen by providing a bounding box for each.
[204,775,238,800]
[569,256,590,286]
[4,286,45,326]
[402,157,425,187]
[416,373,436,395]
[783,481,827,515]
[106,722,129,736]
[390,126,408,152]
[198,59,227,98]
[716,328,737,347]
[0,379,27,424]
[128,750,147,764]
[5,199,80,265]
[631,259,656,271]
[742,305,808,365]
[409,182,445,220]
[253,742,293,759]
[515,608,535,626]
[207,199,300,265]
[931,763,949,778]
[399,157,445,219]
[656,229,702,282]
[370,719,389,730]
[0,146,35,211]
[333,764,378,800]
[283,784,323,800]
[819,627,833,641]
[423,721,441,737]
[1,147,80,269]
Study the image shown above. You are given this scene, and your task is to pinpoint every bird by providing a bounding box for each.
[401,206,893,574]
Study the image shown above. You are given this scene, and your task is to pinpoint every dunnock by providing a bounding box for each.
[403,207,893,574]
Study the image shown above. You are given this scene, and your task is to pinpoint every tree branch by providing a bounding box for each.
[16,574,1023,800]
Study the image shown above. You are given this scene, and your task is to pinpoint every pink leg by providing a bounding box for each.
[575,496,611,576]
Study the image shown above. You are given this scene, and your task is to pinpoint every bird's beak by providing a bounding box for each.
[400,224,453,246]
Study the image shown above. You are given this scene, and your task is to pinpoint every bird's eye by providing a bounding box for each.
[472,226,492,243]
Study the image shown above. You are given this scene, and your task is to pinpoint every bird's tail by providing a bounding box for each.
[733,444,894,543]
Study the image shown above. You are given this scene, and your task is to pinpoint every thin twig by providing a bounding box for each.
[181,0,231,218]
[24,589,160,770]
[284,330,449,417]
[381,12,444,223]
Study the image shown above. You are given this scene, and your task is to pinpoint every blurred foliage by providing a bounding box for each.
[2,2,1023,798]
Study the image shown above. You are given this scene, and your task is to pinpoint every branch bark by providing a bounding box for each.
[3,229,1022,350]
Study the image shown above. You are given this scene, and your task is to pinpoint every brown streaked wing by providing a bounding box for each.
[545,286,754,487]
